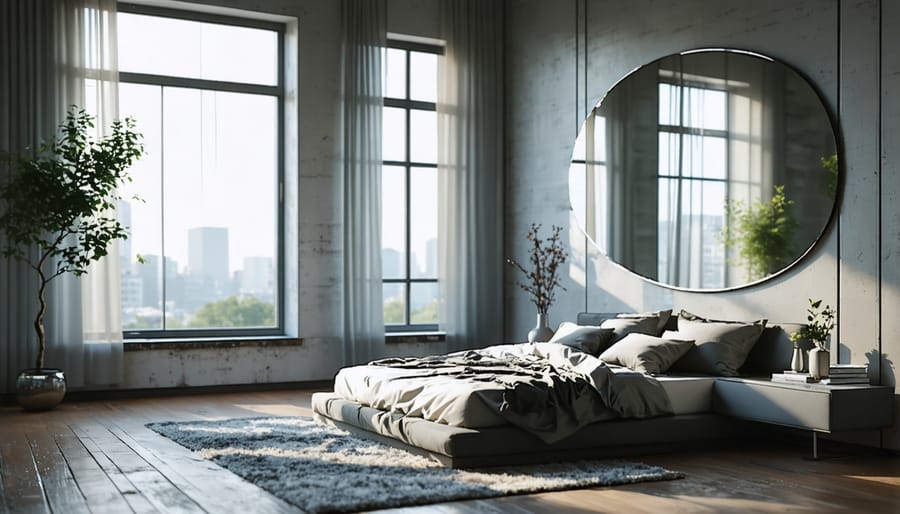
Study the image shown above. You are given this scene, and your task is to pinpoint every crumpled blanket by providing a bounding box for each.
[370,342,673,444]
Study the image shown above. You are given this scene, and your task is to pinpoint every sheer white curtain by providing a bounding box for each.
[437,0,505,351]
[341,0,385,365]
[0,0,122,392]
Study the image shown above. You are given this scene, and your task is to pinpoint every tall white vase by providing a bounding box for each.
[809,348,830,379]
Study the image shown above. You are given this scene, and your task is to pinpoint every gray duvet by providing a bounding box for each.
[344,343,674,444]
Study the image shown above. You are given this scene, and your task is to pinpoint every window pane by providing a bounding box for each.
[659,83,678,125]
[410,110,436,163]
[161,87,278,328]
[658,132,679,177]
[410,282,438,324]
[118,13,277,86]
[410,167,437,278]
[682,135,726,179]
[383,107,406,161]
[687,87,726,131]
[382,165,407,279]
[409,51,437,102]
[384,283,406,325]
[384,48,406,99]
[119,83,164,330]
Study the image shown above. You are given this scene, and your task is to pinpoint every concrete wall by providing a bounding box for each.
[505,0,898,449]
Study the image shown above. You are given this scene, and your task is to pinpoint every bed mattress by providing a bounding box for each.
[312,391,740,468]
[334,358,717,431]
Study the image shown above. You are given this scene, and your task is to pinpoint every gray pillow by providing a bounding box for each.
[599,333,694,375]
[599,316,660,345]
[549,322,616,355]
[616,309,673,335]
[665,316,766,376]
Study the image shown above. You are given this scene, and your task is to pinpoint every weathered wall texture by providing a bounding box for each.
[505,0,898,449]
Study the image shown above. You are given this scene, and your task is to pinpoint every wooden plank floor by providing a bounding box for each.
[1,389,898,513]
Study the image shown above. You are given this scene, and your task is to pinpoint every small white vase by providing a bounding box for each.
[809,348,830,379]
[790,346,805,373]
[528,312,555,342]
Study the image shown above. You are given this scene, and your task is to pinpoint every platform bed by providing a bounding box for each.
[312,392,755,468]
[312,312,867,468]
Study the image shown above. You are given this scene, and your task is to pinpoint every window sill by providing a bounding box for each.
[385,332,445,344]
[124,336,303,351]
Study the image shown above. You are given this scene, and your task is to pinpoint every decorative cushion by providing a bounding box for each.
[665,311,766,376]
[616,309,673,335]
[549,322,616,356]
[598,333,695,375]
[599,316,661,346]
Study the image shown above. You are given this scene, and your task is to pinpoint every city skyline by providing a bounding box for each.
[120,222,275,328]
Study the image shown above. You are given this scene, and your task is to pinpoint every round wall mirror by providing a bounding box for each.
[569,49,838,290]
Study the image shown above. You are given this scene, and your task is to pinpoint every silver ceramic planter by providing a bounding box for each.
[16,368,67,411]
[528,312,555,343]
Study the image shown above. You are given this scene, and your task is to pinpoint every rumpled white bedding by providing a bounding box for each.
[334,342,675,444]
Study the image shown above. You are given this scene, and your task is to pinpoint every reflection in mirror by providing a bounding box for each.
[570,49,837,290]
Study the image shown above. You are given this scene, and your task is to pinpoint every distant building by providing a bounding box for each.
[425,238,437,277]
[241,256,273,297]
[382,248,403,302]
[118,200,133,274]
[120,272,143,318]
[188,227,230,287]
[137,254,178,310]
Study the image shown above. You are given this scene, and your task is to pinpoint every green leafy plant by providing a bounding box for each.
[507,224,568,314]
[189,296,275,327]
[720,185,798,282]
[789,298,835,351]
[821,153,838,200]
[0,108,143,369]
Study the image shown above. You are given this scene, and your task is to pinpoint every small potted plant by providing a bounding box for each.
[789,298,835,379]
[0,107,142,410]
[507,223,568,342]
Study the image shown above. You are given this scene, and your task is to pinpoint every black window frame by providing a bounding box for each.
[118,2,286,339]
[382,39,443,333]
[656,79,730,289]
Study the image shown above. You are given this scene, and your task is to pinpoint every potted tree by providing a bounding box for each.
[0,108,142,410]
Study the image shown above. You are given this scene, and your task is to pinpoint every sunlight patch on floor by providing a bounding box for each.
[512,488,821,514]
[846,475,900,487]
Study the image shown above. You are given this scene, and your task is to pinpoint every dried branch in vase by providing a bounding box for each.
[507,224,568,314]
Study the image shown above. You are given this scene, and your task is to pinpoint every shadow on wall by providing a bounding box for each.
[867,349,895,388]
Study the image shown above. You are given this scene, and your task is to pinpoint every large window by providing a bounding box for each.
[117,5,284,337]
[657,81,728,288]
[382,40,442,332]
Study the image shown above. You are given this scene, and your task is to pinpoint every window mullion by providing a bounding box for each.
[160,86,167,331]
[404,49,413,327]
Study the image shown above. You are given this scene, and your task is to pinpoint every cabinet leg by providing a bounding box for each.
[812,431,818,460]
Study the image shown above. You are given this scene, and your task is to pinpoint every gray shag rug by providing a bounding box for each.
[147,417,683,513]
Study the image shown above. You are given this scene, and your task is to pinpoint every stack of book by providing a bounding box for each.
[770,371,817,384]
[819,364,870,385]
[770,365,870,385]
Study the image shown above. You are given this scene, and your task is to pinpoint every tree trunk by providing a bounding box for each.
[34,272,47,370]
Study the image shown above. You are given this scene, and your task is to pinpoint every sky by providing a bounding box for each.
[117,13,278,274]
